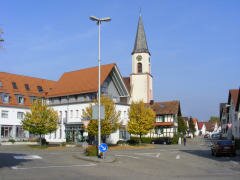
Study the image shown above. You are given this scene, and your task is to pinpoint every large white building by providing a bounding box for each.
[0,15,182,144]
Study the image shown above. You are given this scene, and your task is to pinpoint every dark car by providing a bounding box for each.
[204,134,210,138]
[152,137,172,145]
[211,140,236,156]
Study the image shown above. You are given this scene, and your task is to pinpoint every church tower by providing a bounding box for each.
[130,15,153,103]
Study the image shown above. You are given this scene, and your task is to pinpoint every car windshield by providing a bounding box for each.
[217,140,233,145]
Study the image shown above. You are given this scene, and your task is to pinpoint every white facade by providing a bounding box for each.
[228,98,240,139]
[44,102,130,144]
[0,106,30,141]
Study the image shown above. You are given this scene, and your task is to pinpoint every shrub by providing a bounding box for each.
[117,140,127,145]
[127,138,139,145]
[9,139,15,144]
[172,133,180,144]
[85,145,98,156]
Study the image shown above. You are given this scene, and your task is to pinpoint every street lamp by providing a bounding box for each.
[89,16,111,156]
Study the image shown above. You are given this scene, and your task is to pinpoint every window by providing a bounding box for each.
[24,84,30,91]
[37,86,43,92]
[0,81,2,87]
[76,110,79,118]
[17,112,24,119]
[2,94,9,103]
[156,116,164,122]
[1,110,8,118]
[137,62,142,73]
[70,110,73,118]
[30,96,37,103]
[17,96,24,104]
[12,82,18,89]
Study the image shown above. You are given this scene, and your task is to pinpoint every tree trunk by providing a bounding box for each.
[139,133,142,144]
[39,134,42,147]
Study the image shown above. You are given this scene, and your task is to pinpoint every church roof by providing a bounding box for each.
[48,63,116,97]
[132,15,150,55]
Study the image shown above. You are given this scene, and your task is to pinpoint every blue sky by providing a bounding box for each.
[0,0,239,121]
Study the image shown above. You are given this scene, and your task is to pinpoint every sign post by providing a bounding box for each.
[99,143,108,159]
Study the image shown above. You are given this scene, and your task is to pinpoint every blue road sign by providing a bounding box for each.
[99,143,108,153]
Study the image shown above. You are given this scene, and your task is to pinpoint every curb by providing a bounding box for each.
[73,154,117,163]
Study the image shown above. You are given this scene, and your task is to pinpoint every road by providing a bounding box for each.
[0,138,239,180]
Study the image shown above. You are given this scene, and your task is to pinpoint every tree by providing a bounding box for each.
[22,99,58,145]
[177,116,187,136]
[209,116,220,124]
[189,117,196,137]
[127,101,155,143]
[82,96,120,142]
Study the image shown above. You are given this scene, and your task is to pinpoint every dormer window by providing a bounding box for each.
[16,95,24,104]
[2,94,9,103]
[37,86,43,92]
[12,82,18,89]
[25,84,30,91]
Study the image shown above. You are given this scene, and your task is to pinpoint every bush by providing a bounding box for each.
[117,140,127,145]
[85,145,98,156]
[127,138,139,145]
[9,139,15,144]
[39,138,49,146]
[172,133,180,144]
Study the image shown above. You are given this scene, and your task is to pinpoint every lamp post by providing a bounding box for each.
[90,16,111,156]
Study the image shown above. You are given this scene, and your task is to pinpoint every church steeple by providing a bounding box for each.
[132,15,150,55]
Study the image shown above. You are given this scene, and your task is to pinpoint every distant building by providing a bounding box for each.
[147,101,181,138]
[225,89,240,139]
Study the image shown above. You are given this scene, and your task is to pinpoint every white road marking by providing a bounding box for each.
[176,154,180,160]
[134,153,157,158]
[156,153,160,158]
[13,155,42,160]
[11,163,96,170]
[230,161,239,165]
[115,155,139,159]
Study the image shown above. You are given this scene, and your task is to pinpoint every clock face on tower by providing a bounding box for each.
[136,55,142,61]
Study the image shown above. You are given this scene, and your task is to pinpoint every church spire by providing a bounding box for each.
[132,15,150,55]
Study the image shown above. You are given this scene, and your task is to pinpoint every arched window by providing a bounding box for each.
[137,62,142,73]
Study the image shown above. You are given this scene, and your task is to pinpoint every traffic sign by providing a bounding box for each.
[99,143,108,153]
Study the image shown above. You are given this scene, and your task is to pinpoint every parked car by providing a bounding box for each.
[204,134,210,138]
[152,137,172,145]
[211,140,236,156]
[211,133,221,139]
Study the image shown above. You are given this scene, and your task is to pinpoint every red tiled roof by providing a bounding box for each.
[48,64,115,97]
[147,101,181,115]
[0,72,56,108]
[155,122,174,127]
[204,122,215,132]
[198,122,205,129]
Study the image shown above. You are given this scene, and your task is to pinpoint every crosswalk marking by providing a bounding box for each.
[14,155,42,160]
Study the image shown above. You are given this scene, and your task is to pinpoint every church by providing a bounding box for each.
[0,15,181,144]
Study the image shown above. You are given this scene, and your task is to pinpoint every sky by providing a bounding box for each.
[0,0,239,121]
